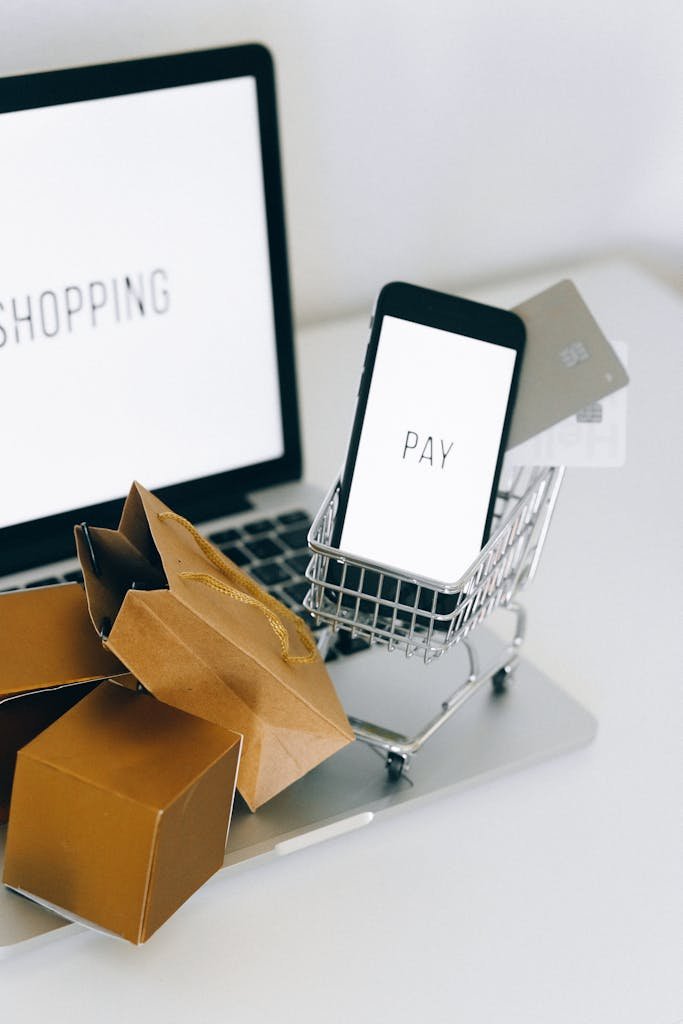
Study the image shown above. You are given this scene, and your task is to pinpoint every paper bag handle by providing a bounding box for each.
[157,512,318,666]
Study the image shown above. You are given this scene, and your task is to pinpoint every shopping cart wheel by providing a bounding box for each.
[386,751,406,782]
[491,668,509,696]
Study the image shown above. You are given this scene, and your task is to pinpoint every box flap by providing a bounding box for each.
[0,584,125,699]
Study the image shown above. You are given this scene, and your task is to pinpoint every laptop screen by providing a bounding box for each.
[0,46,300,574]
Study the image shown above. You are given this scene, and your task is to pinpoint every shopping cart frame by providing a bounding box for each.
[304,465,564,779]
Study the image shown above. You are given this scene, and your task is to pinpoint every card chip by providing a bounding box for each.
[576,402,603,424]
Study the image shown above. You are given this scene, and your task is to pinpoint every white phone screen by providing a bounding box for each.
[338,314,518,582]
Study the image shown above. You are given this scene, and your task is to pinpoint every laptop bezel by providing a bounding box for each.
[0,43,301,576]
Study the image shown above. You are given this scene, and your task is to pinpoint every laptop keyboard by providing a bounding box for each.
[2,509,367,663]
[208,509,312,610]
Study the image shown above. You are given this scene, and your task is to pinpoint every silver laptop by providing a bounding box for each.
[0,44,596,953]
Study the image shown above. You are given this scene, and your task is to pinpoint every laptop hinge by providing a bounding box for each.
[0,492,255,580]
[188,491,253,524]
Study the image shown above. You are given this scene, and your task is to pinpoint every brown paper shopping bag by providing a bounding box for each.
[75,482,354,810]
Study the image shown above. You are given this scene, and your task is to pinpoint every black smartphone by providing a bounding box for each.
[332,282,525,585]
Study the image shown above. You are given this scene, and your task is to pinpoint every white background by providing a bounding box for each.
[340,315,516,580]
[0,76,283,526]
[0,0,679,324]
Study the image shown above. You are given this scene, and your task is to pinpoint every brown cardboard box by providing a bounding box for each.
[3,681,241,943]
[0,583,127,822]
[75,482,354,810]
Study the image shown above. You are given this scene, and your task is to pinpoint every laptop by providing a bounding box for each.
[0,44,596,952]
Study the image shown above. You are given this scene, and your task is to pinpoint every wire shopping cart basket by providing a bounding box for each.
[303,464,564,780]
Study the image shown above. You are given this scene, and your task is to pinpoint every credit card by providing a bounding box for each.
[507,342,628,467]
[506,279,629,448]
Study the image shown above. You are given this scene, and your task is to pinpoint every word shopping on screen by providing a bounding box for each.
[0,267,170,347]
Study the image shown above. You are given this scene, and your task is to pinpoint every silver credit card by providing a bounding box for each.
[507,279,629,449]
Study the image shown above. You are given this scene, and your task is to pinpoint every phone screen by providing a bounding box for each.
[337,312,519,583]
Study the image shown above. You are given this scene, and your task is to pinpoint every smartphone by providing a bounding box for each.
[332,282,525,584]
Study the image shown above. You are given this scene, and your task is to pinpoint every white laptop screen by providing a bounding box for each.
[0,74,284,531]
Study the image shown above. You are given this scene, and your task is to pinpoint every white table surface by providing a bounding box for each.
[3,259,682,1024]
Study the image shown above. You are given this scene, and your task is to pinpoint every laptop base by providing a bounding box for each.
[0,626,596,956]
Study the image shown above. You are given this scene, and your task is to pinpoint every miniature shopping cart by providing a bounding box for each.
[303,465,564,780]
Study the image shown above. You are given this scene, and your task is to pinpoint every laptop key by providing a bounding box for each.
[209,527,240,545]
[283,581,310,607]
[64,569,84,584]
[276,509,308,525]
[245,537,283,560]
[220,544,250,567]
[279,526,310,551]
[243,518,275,536]
[251,561,291,586]
[285,553,311,576]
[278,591,301,612]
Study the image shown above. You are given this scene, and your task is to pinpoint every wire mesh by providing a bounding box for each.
[304,465,563,664]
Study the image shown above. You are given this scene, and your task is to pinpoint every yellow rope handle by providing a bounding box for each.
[157,510,318,665]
